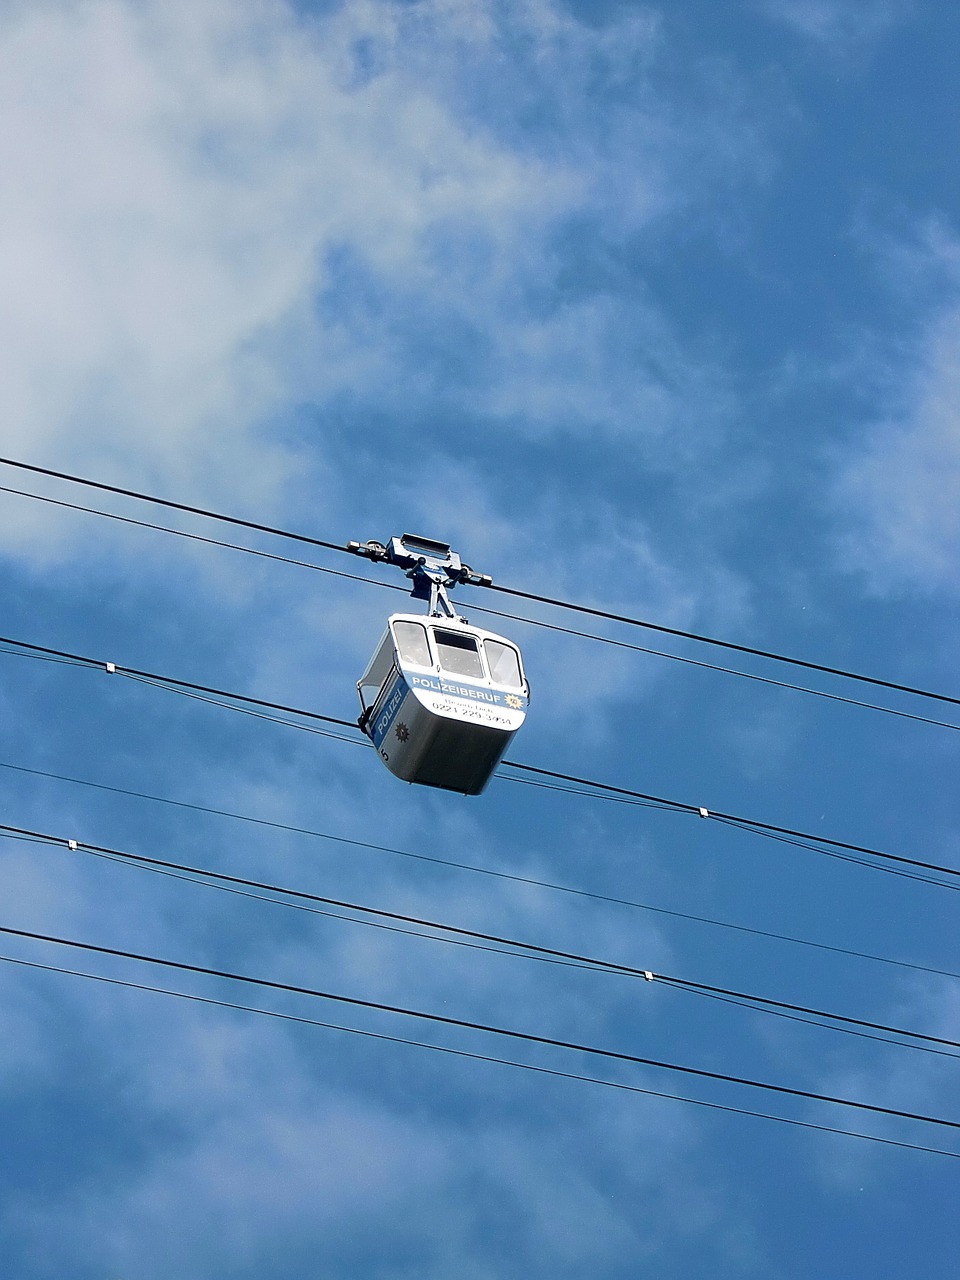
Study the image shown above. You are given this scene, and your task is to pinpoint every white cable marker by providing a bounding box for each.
[105,662,116,673]
[67,839,78,851]
[699,807,709,818]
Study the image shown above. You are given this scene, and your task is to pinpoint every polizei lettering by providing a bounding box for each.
[375,681,405,739]
[410,675,523,707]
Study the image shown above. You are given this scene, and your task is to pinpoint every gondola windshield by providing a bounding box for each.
[350,534,529,795]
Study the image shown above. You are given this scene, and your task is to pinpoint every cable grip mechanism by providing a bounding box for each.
[347,533,492,618]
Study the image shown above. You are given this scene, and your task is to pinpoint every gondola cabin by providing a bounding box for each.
[358,613,529,795]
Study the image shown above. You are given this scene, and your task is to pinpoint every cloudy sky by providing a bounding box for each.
[0,0,957,1275]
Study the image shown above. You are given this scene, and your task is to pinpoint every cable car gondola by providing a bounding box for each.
[349,535,529,795]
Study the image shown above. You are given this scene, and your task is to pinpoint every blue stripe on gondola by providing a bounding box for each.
[372,672,408,747]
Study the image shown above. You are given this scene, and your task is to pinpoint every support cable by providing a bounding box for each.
[487,579,960,711]
[2,920,958,1133]
[5,482,958,733]
[0,459,344,554]
[1,632,957,887]
[3,952,955,1158]
[0,483,400,595]
[2,820,954,1056]
[3,759,954,982]
[1,456,957,713]
[498,762,960,885]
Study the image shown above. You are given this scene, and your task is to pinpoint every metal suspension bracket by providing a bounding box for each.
[347,533,492,618]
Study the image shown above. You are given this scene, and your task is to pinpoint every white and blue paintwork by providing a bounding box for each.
[358,613,529,795]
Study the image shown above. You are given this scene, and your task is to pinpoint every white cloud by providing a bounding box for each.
[0,971,749,1278]
[833,305,960,598]
[0,0,568,533]
[479,295,735,452]
[753,0,907,58]
[0,0,774,572]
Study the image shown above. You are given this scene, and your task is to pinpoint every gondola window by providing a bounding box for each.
[435,630,485,678]
[393,620,431,667]
[483,639,523,688]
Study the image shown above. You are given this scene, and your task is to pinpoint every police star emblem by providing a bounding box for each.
[505,695,523,709]
[395,722,410,742]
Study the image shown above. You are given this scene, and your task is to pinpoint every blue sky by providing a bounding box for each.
[0,0,957,1275]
